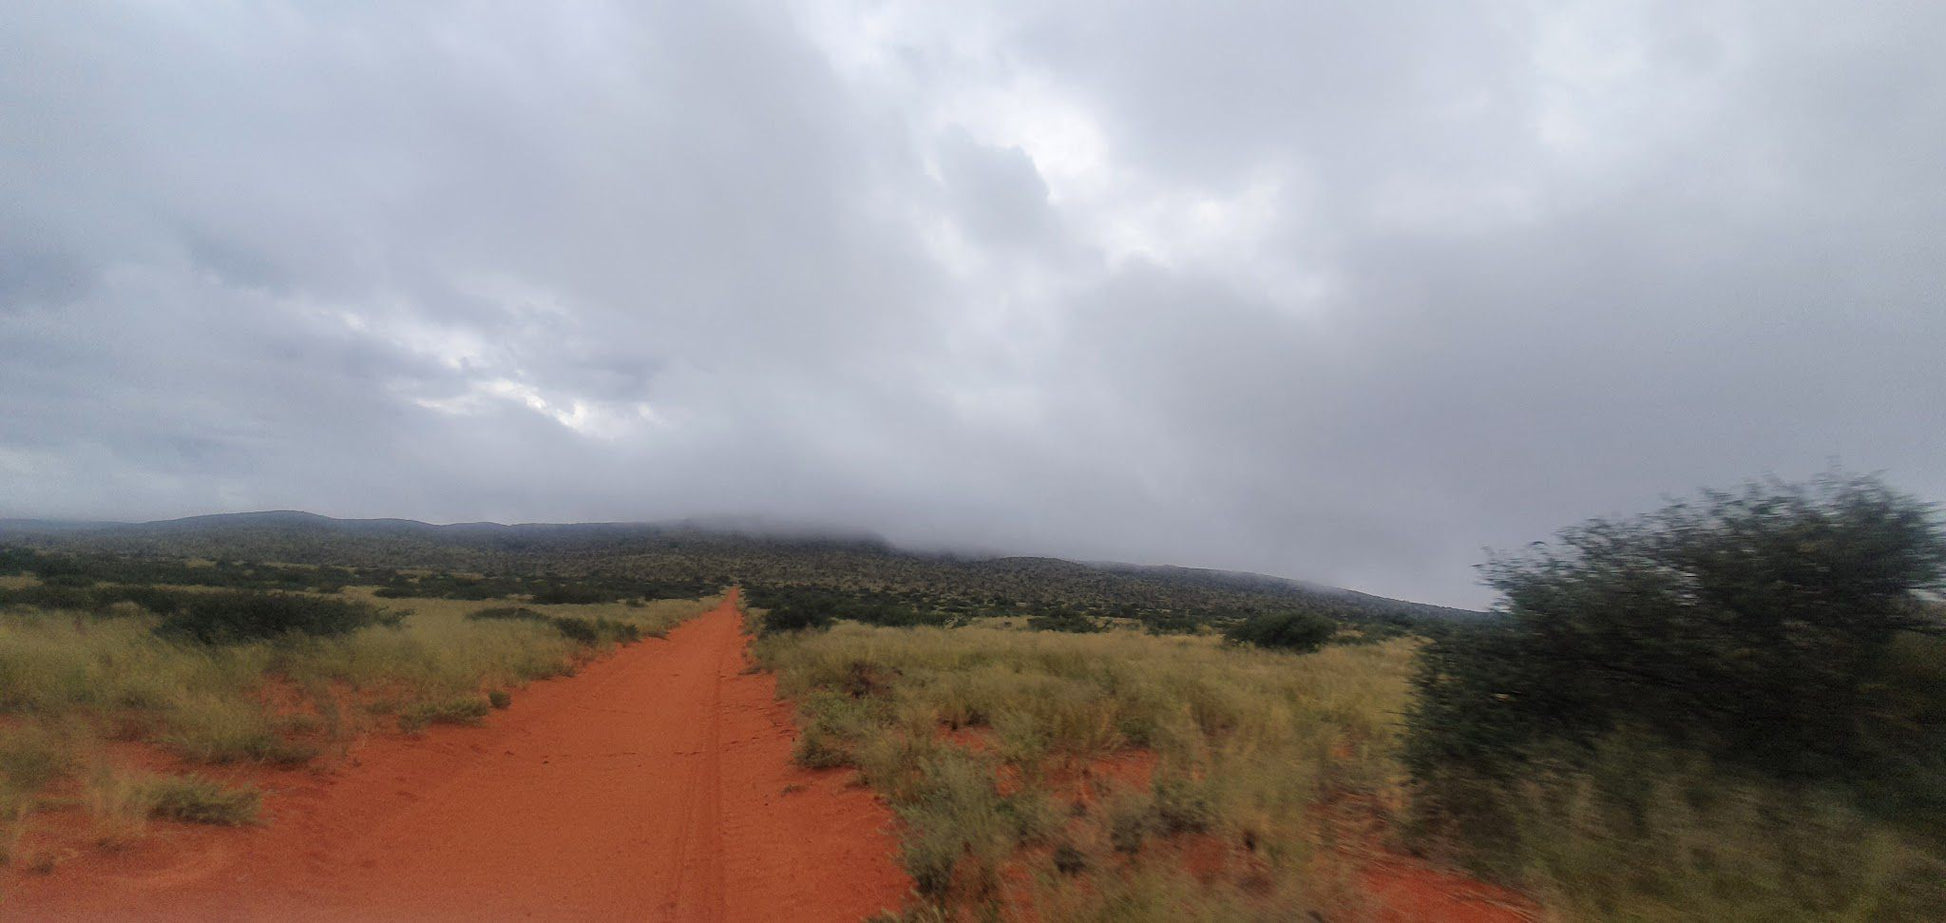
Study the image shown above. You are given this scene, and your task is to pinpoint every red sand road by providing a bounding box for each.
[3,591,912,921]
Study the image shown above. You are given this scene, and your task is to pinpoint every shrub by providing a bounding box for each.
[466,606,549,623]
[763,599,836,633]
[1406,472,1946,904]
[748,586,954,633]
[1409,472,1946,783]
[549,616,600,643]
[156,591,389,644]
[1108,794,1154,854]
[487,689,512,709]
[530,585,626,605]
[1151,774,1217,834]
[1222,610,1337,652]
[793,726,853,769]
[1052,842,1088,876]
[1026,611,1104,633]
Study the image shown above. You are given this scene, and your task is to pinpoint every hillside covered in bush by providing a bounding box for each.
[0,512,1480,637]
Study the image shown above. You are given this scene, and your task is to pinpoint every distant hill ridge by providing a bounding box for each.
[0,510,1482,624]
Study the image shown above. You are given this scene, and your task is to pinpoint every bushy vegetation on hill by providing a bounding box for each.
[0,544,717,608]
[1406,473,1946,916]
[0,546,379,593]
[745,585,955,633]
[375,571,718,604]
[0,583,397,642]
[2,515,1481,639]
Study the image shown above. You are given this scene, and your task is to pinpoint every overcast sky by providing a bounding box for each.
[3,2,1942,606]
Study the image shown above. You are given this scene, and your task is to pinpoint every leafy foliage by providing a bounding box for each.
[747,585,953,632]
[1410,473,1946,781]
[155,591,394,644]
[1024,611,1105,633]
[1406,472,1946,899]
[1222,609,1337,652]
[0,547,376,593]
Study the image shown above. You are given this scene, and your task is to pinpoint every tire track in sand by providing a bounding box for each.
[2,590,911,921]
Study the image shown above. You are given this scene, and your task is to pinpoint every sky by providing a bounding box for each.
[2,1,1942,607]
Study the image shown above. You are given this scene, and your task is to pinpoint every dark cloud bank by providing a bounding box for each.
[3,2,1942,607]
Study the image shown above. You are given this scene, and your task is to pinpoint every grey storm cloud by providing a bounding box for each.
[3,1,1942,606]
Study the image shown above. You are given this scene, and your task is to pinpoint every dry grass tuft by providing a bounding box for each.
[756,622,1419,919]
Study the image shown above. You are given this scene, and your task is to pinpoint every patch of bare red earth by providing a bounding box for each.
[1324,789,1537,923]
[2,591,911,921]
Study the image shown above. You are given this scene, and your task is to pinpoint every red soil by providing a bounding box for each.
[2,591,911,921]
[1358,860,1535,923]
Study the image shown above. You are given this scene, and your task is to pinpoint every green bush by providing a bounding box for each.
[1222,609,1336,652]
[1409,473,1946,783]
[155,591,390,644]
[1406,472,1946,904]
[549,616,600,643]
[465,606,549,623]
[1026,611,1104,633]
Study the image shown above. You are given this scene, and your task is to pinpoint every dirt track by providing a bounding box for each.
[4,591,911,921]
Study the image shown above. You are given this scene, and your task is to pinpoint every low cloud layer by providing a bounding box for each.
[4,2,1942,606]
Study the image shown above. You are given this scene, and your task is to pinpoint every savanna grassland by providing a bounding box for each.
[753,619,1430,921]
[0,548,720,871]
[742,474,1946,922]
[4,474,1945,921]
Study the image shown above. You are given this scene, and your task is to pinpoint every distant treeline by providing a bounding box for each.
[0,546,719,606]
[744,585,956,632]
[374,572,719,604]
[0,546,379,593]
[2,538,1470,641]
[1,515,1484,637]
[744,580,1387,643]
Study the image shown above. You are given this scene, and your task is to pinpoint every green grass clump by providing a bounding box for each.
[162,695,317,765]
[143,774,261,825]
[1425,736,1946,921]
[398,696,492,733]
[0,723,72,795]
[85,769,260,846]
[792,724,853,769]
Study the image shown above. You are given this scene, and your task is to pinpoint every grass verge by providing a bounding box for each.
[755,621,1419,919]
